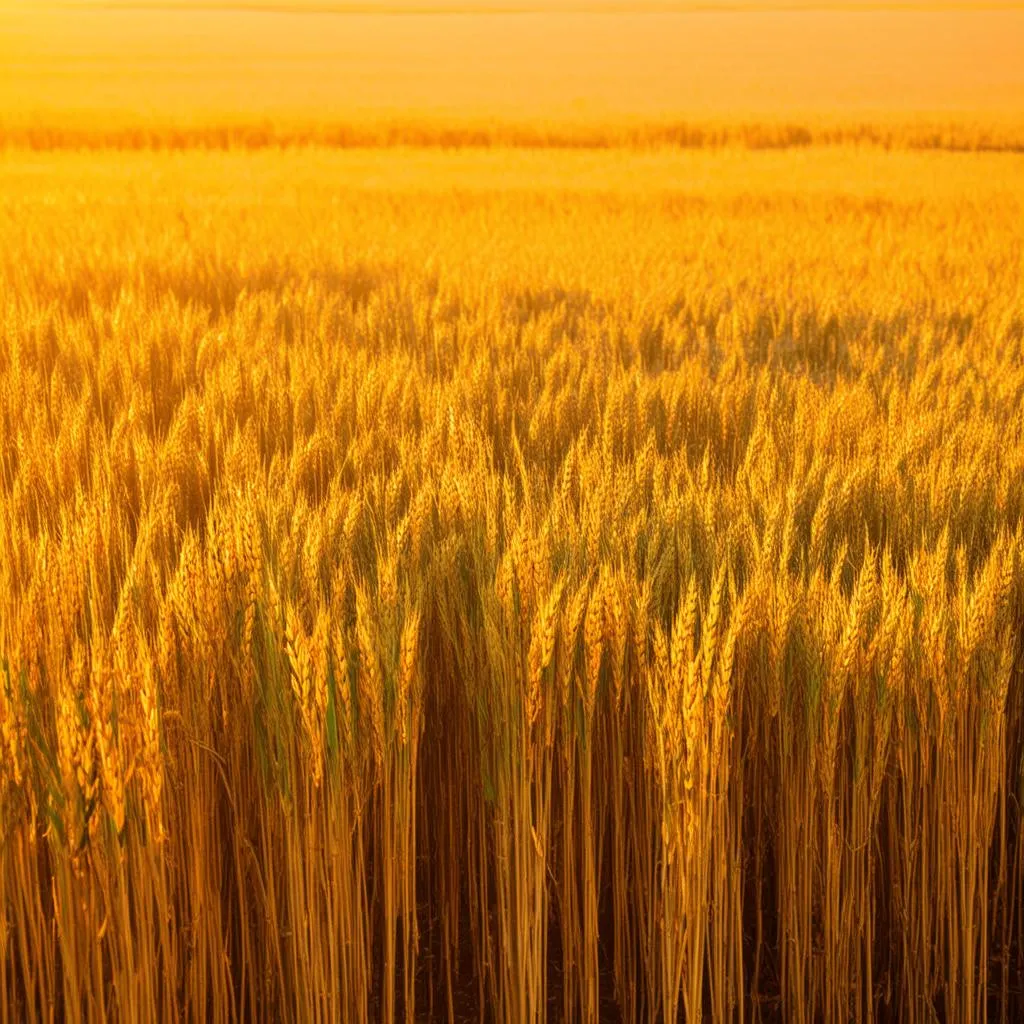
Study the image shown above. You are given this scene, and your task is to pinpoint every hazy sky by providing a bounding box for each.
[3,2,1023,120]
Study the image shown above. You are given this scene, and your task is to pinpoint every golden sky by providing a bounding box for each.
[3,1,1023,120]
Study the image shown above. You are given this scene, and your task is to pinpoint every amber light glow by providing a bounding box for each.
[3,2,1024,124]
[1,4,1023,1024]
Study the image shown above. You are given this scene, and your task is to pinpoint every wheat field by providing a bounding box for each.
[1,137,1023,1022]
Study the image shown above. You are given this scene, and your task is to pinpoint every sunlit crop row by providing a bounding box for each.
[1,144,1022,1022]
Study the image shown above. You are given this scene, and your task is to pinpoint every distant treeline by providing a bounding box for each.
[4,117,1024,152]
